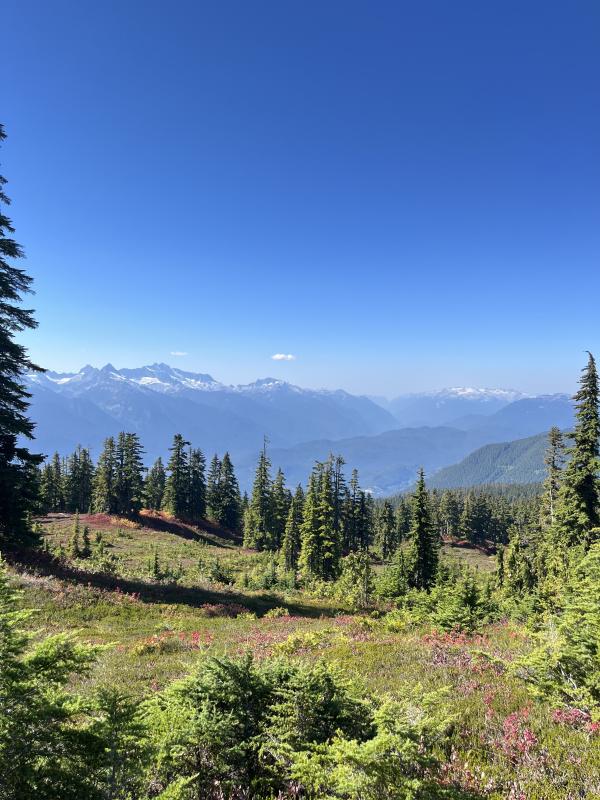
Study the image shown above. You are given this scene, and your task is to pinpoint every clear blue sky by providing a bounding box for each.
[3,1,599,396]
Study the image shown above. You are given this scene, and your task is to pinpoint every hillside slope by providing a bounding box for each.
[429,432,549,488]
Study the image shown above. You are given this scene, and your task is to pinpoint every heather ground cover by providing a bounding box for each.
[3,512,598,799]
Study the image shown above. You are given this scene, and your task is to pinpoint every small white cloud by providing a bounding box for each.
[170,351,188,357]
[271,353,296,361]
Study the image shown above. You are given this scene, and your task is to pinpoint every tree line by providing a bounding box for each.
[497,351,600,601]
[38,433,243,531]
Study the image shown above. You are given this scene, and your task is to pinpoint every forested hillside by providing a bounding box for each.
[429,432,549,488]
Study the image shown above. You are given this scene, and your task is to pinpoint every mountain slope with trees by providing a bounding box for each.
[429,432,550,488]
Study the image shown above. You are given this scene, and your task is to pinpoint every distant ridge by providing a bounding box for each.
[24,363,398,465]
[429,432,550,488]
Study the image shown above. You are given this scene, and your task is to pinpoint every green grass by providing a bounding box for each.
[7,512,600,799]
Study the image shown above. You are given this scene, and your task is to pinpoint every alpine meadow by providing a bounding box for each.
[2,3,600,799]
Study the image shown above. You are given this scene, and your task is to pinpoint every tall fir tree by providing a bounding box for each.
[342,468,372,553]
[298,460,342,581]
[343,469,362,553]
[243,442,274,550]
[540,427,565,530]
[331,455,347,554]
[459,492,478,543]
[112,432,144,516]
[162,434,190,518]
[395,498,412,544]
[281,484,304,572]
[188,448,207,522]
[40,452,64,512]
[317,460,340,580]
[376,499,397,560]
[93,437,117,513]
[123,433,145,514]
[298,467,321,579]
[0,124,43,543]
[218,452,241,531]
[408,468,438,590]
[556,352,600,548]
[271,468,291,549]
[144,457,166,510]
[206,454,222,521]
[62,446,95,513]
[439,490,460,539]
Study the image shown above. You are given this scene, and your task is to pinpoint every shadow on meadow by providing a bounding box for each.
[4,545,334,618]
[137,509,242,547]
[37,511,242,548]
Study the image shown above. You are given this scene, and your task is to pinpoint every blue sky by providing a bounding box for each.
[3,1,599,396]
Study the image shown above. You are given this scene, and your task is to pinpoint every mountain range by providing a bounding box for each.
[24,363,574,494]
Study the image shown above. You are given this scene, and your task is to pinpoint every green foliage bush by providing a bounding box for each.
[289,691,452,800]
[515,542,600,715]
[0,557,99,799]
[377,560,499,634]
[144,654,452,799]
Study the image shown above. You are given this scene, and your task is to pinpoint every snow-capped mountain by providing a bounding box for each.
[417,387,526,402]
[386,386,528,427]
[23,364,575,493]
[24,363,399,464]
[33,363,375,399]
[36,363,223,395]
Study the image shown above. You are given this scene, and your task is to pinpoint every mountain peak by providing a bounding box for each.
[248,377,285,387]
[426,387,526,401]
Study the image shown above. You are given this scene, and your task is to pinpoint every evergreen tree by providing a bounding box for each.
[540,427,565,530]
[298,461,342,581]
[0,557,99,798]
[556,352,600,548]
[206,454,222,521]
[343,469,362,552]
[317,460,340,579]
[123,433,145,514]
[144,457,166,510]
[408,469,438,590]
[0,125,43,544]
[377,546,409,599]
[62,446,95,513]
[281,484,304,572]
[503,528,535,596]
[343,469,373,553]
[298,467,321,579]
[395,498,412,544]
[162,434,190,518]
[80,525,92,559]
[358,490,375,551]
[459,492,478,543]
[188,447,207,521]
[93,437,117,513]
[69,513,81,558]
[243,442,274,550]
[113,432,144,516]
[218,452,241,531]
[439,490,460,539]
[376,499,397,560]
[40,452,64,512]
[77,446,94,513]
[331,455,347,553]
[271,468,291,548]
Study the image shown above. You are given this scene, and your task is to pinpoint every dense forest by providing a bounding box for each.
[2,123,600,799]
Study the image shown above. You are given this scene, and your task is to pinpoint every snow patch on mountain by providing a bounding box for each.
[405,387,528,402]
